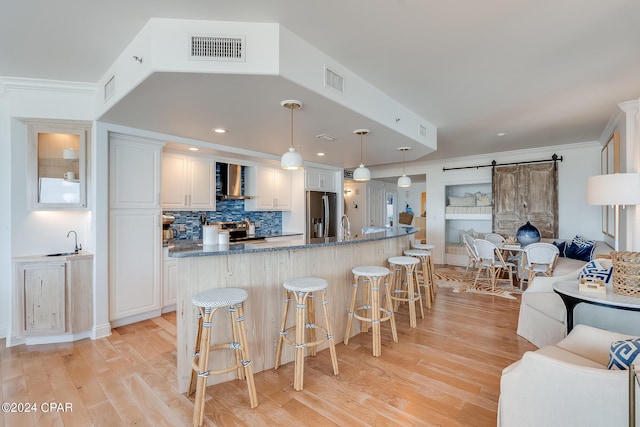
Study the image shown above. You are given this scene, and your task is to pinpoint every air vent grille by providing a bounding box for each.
[419,124,427,138]
[325,67,344,94]
[104,75,115,102]
[344,169,354,179]
[190,35,245,62]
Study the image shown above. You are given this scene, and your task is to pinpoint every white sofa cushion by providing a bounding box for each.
[525,292,566,323]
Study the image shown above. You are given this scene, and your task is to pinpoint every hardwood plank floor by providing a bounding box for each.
[1,271,536,426]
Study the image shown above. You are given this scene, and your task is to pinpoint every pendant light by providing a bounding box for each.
[280,100,304,170]
[352,129,371,181]
[397,147,412,188]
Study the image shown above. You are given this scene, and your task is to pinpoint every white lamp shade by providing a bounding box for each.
[587,173,640,205]
[397,174,412,188]
[353,164,370,181]
[281,147,303,170]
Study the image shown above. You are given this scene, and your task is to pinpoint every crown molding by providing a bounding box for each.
[0,77,96,95]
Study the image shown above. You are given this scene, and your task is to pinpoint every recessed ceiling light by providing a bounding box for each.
[189,147,199,151]
[497,132,506,137]
[212,128,228,134]
[317,152,325,156]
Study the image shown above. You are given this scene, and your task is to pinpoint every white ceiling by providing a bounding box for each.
[2,0,640,168]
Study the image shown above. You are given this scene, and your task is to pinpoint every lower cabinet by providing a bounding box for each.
[162,247,177,313]
[14,254,93,340]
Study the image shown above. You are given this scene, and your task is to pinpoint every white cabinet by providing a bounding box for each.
[14,255,93,340]
[110,136,162,209]
[109,134,163,327]
[161,152,215,210]
[162,247,177,313]
[306,167,339,192]
[245,166,292,211]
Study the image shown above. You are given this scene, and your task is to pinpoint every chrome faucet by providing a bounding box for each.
[67,230,82,253]
[340,214,351,240]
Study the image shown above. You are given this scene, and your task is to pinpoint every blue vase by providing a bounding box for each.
[516,221,540,247]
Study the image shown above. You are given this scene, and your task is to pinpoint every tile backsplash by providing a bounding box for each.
[166,200,282,240]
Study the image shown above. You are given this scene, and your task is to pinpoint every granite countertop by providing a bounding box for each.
[168,227,417,258]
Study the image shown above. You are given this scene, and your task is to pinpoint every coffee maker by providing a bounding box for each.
[162,214,175,244]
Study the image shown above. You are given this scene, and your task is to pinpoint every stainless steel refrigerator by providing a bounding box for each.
[306,191,337,238]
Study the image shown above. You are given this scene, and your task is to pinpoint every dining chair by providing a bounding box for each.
[473,239,517,291]
[462,233,480,277]
[521,242,559,289]
[485,232,506,248]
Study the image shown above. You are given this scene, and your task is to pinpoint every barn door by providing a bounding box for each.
[492,162,558,238]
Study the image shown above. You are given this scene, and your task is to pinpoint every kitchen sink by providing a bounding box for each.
[45,252,77,257]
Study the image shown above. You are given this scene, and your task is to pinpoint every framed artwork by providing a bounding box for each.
[601,131,620,238]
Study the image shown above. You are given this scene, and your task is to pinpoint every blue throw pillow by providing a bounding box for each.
[578,260,612,283]
[552,241,566,257]
[607,339,640,370]
[565,241,594,262]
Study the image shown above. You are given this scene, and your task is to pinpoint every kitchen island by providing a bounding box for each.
[170,227,417,393]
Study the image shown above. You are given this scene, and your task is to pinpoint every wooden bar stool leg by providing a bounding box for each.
[370,276,381,357]
[391,265,402,312]
[307,292,317,357]
[412,267,425,318]
[383,274,398,343]
[274,289,291,370]
[189,308,204,396]
[193,306,216,427]
[293,290,307,391]
[229,305,244,381]
[428,255,436,299]
[405,265,417,328]
[344,276,359,345]
[234,301,258,409]
[321,289,339,375]
[361,277,371,333]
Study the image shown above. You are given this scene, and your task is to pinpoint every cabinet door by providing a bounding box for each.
[110,136,162,209]
[187,156,216,209]
[18,263,66,336]
[273,168,292,209]
[109,210,161,322]
[162,152,188,208]
[306,168,337,192]
[162,259,178,312]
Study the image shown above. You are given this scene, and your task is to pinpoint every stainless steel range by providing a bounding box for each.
[209,221,265,243]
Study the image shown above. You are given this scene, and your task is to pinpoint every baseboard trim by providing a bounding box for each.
[92,322,112,340]
[110,310,161,328]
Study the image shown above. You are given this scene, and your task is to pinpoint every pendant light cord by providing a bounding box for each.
[360,133,364,164]
[290,105,294,149]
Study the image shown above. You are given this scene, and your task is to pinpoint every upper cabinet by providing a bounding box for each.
[25,119,91,210]
[161,152,216,210]
[244,166,292,211]
[306,167,339,192]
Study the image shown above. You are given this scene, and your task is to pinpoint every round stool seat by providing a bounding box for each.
[404,249,431,257]
[284,276,328,292]
[413,242,435,251]
[352,265,391,277]
[388,256,419,266]
[192,287,248,308]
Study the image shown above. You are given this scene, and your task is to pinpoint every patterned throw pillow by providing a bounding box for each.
[577,260,612,284]
[565,235,595,262]
[607,339,640,370]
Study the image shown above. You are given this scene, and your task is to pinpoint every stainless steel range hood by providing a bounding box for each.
[217,163,251,200]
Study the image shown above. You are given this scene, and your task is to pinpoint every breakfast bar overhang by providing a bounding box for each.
[170,228,417,393]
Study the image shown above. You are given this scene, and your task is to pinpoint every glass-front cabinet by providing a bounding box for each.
[24,119,91,210]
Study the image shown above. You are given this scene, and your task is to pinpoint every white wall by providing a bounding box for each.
[370,143,603,264]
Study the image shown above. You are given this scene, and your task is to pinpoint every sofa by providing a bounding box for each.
[516,238,613,348]
[499,324,640,427]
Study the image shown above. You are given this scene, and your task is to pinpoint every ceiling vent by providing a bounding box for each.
[104,75,115,102]
[325,67,345,94]
[344,169,354,179]
[190,35,245,62]
[419,124,428,138]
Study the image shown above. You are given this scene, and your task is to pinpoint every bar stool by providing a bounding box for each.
[344,266,398,357]
[190,287,258,427]
[274,277,339,391]
[411,242,437,301]
[388,256,423,328]
[404,249,433,309]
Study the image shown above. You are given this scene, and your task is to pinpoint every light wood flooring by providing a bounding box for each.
[1,272,536,427]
